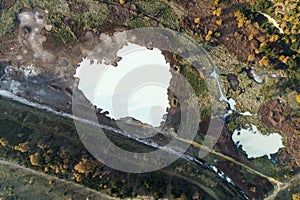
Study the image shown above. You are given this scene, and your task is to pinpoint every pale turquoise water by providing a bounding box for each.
[232,124,284,159]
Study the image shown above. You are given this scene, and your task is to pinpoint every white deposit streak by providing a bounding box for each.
[259,12,284,34]
[0,89,243,195]
[210,69,254,117]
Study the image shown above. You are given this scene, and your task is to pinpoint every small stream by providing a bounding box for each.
[0,89,249,199]
[210,68,284,160]
[0,44,258,199]
[210,69,256,118]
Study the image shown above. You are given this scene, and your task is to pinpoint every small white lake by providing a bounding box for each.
[74,42,172,127]
[232,124,284,159]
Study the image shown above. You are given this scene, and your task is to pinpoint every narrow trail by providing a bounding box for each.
[264,172,300,200]
[175,136,282,185]
[0,90,296,199]
[174,136,284,196]
[0,1,295,199]
[176,136,300,200]
[0,159,117,200]
[162,170,220,200]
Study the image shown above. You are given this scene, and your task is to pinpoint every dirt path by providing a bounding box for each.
[0,159,117,200]
[162,170,220,200]
[264,172,300,200]
[0,90,292,199]
[174,136,284,195]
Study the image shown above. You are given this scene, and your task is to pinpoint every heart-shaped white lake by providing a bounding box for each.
[74,42,172,127]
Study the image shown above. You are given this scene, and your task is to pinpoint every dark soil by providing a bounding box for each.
[259,100,300,169]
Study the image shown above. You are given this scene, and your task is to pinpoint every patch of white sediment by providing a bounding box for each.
[210,69,254,117]
[232,124,284,159]
[259,12,284,34]
[74,42,172,127]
